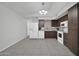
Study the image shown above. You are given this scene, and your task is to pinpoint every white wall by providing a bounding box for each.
[0,4,27,52]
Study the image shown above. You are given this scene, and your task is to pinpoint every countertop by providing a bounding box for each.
[39,27,57,31]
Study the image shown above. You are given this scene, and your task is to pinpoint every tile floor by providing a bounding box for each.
[0,39,75,56]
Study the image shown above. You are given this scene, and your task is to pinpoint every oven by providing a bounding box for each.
[57,31,64,44]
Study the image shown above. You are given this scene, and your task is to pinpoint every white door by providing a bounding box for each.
[29,23,38,38]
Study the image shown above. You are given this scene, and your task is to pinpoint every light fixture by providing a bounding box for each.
[39,2,48,15]
[39,10,47,15]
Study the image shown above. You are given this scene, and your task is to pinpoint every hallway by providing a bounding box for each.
[0,39,74,56]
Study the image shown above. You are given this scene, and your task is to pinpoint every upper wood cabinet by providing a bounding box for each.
[57,15,68,26]
[51,20,58,27]
[39,20,44,30]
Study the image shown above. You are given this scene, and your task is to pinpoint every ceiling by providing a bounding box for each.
[0,2,77,20]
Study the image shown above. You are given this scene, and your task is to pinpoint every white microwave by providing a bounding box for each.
[60,21,68,27]
[60,21,68,33]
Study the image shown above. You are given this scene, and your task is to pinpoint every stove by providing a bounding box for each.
[57,31,64,44]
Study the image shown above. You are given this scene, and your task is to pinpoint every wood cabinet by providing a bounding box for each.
[57,15,68,26]
[39,20,44,30]
[64,33,68,46]
[67,3,79,55]
[51,20,58,27]
[45,31,57,38]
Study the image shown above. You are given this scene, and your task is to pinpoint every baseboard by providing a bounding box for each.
[29,38,44,40]
[25,35,29,39]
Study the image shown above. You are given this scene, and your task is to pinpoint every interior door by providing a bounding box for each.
[29,23,38,38]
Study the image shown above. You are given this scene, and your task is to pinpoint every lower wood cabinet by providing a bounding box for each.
[64,33,68,46]
[45,31,57,38]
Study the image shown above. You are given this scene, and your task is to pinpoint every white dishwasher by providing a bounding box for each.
[38,31,44,39]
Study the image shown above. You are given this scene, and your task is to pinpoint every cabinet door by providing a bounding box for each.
[68,4,79,55]
[45,31,57,38]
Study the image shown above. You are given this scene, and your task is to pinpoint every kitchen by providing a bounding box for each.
[27,11,78,55]
[27,15,68,45]
[26,2,79,55]
[26,2,79,56]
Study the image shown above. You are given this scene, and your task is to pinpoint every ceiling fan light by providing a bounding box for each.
[39,10,48,15]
